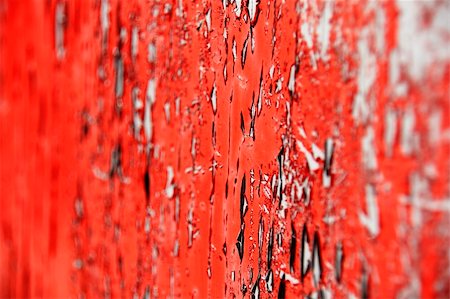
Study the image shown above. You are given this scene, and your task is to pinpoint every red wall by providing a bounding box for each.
[1,0,449,298]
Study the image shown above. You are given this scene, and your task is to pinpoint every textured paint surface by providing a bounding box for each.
[0,0,449,298]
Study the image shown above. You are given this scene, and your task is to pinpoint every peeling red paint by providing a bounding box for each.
[0,0,449,298]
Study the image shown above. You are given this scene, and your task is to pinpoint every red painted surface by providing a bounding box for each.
[1,0,449,298]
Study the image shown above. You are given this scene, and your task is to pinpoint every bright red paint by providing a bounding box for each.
[1,0,449,298]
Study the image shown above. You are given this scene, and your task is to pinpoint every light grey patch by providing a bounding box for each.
[297,141,320,173]
[352,29,376,124]
[175,97,180,116]
[144,216,151,233]
[114,54,124,98]
[384,107,397,157]
[359,184,380,237]
[223,63,227,83]
[316,0,333,60]
[285,101,291,128]
[222,0,228,10]
[248,0,258,22]
[210,82,217,114]
[265,269,273,293]
[241,33,249,68]
[269,65,275,79]
[73,259,83,270]
[74,198,84,219]
[251,28,256,53]
[100,0,110,52]
[335,241,343,283]
[288,64,296,97]
[375,4,385,55]
[323,138,333,188]
[142,285,150,299]
[131,26,139,60]
[301,227,311,276]
[147,42,156,63]
[251,274,260,299]
[207,265,211,278]
[205,9,211,33]
[275,78,283,93]
[400,107,416,156]
[187,206,194,247]
[92,166,109,181]
[311,233,322,287]
[258,217,264,251]
[55,2,66,60]
[303,178,311,206]
[234,0,242,17]
[164,101,170,124]
[175,0,183,17]
[320,288,332,299]
[144,79,156,144]
[362,126,378,170]
[427,109,442,146]
[165,166,175,198]
[175,195,180,223]
[311,143,324,160]
[257,70,263,115]
[407,172,427,227]
[190,136,197,160]
[396,1,450,82]
[163,3,172,14]
[132,87,143,140]
[232,38,237,64]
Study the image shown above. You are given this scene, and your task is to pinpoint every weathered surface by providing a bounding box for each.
[0,0,449,298]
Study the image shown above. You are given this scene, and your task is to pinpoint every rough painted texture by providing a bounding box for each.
[0,0,449,298]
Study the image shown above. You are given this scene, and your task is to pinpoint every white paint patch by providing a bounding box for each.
[362,126,378,170]
[144,79,156,143]
[223,64,227,83]
[297,141,320,173]
[303,238,311,275]
[176,0,183,17]
[400,107,416,156]
[132,87,143,140]
[317,1,333,60]
[359,184,380,237]
[55,2,66,60]
[165,166,175,198]
[164,102,171,123]
[384,107,397,157]
[100,0,110,45]
[234,0,242,17]
[311,143,324,160]
[322,138,333,188]
[210,82,217,113]
[375,5,385,55]
[312,242,321,287]
[232,39,237,63]
[281,272,299,285]
[288,64,296,95]
[248,0,258,22]
[396,1,450,81]
[269,65,275,79]
[131,26,139,59]
[427,109,442,146]
[205,9,211,32]
[191,136,197,160]
[147,42,156,63]
[353,29,376,124]
[300,21,313,49]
